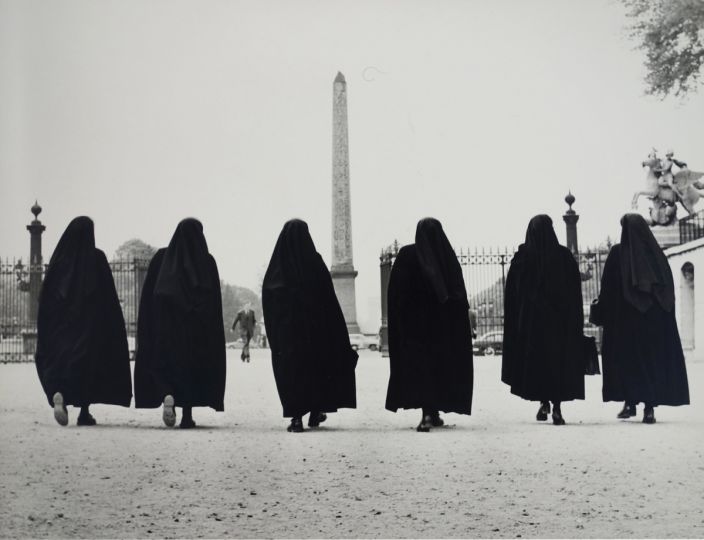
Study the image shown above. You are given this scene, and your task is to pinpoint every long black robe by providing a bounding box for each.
[262,219,357,418]
[596,214,689,406]
[501,215,585,402]
[35,216,132,407]
[386,218,473,414]
[134,219,226,410]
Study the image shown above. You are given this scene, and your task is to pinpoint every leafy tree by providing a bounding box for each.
[114,238,157,261]
[623,0,704,98]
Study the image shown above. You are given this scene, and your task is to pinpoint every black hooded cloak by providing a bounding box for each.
[595,214,689,406]
[501,215,585,402]
[262,219,357,418]
[385,218,473,414]
[35,216,132,407]
[134,219,226,410]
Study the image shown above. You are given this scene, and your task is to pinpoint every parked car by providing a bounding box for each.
[473,331,503,356]
[349,333,379,351]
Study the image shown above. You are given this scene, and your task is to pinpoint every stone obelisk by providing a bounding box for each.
[331,71,360,334]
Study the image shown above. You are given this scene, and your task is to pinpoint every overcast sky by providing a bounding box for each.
[1,0,703,332]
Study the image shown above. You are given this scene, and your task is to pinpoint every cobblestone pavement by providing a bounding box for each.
[1,350,702,538]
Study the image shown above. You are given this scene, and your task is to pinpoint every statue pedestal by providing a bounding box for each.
[651,222,680,248]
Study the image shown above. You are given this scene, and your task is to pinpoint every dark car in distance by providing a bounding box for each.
[473,331,503,356]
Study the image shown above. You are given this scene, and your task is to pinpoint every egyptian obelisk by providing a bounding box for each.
[331,71,360,334]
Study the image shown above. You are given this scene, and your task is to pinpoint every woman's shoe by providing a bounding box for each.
[536,401,550,421]
[308,412,327,428]
[77,412,97,426]
[617,403,637,419]
[642,407,656,424]
[162,395,176,428]
[179,418,196,429]
[552,410,566,425]
[52,392,68,427]
[416,415,432,432]
[287,417,304,432]
[429,412,444,427]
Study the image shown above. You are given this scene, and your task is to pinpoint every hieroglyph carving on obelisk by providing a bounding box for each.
[331,71,360,333]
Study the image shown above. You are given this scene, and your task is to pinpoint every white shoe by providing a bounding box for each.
[52,392,68,426]
[162,395,176,427]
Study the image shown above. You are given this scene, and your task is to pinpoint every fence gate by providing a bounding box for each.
[379,244,608,355]
[0,258,151,362]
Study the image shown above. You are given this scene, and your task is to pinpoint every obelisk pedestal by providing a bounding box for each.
[331,71,360,334]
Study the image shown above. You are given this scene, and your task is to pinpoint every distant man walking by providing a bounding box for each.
[232,303,257,362]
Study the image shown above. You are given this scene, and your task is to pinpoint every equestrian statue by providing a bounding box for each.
[631,149,704,226]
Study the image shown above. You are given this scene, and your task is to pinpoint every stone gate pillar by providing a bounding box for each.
[563,191,579,255]
[26,201,45,324]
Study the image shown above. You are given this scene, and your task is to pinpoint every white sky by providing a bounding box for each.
[1,0,703,332]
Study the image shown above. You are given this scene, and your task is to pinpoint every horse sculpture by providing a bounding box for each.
[632,152,704,226]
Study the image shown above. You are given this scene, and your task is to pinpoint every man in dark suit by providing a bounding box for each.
[232,303,257,362]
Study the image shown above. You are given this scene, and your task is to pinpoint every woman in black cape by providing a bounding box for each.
[501,215,585,425]
[262,219,358,433]
[592,213,689,423]
[35,216,132,426]
[386,218,473,432]
[134,218,226,429]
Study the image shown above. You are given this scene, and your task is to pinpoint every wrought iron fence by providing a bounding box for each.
[679,209,704,244]
[0,257,151,362]
[379,244,609,355]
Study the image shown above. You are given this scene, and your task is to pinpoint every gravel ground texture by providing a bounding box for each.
[0,350,702,539]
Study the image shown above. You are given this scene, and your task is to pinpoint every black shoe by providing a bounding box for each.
[416,415,432,432]
[617,403,637,419]
[643,407,656,424]
[179,417,196,429]
[308,412,327,428]
[536,401,550,421]
[77,413,97,426]
[429,412,444,427]
[287,417,304,432]
[552,410,566,425]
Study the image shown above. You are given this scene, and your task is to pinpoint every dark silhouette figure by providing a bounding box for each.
[262,219,357,432]
[591,213,689,424]
[134,218,226,428]
[501,215,585,425]
[35,216,132,426]
[386,218,474,432]
[232,303,256,362]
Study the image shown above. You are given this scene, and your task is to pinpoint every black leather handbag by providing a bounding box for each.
[582,335,600,375]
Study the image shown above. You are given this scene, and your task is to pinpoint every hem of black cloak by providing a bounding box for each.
[509,388,585,402]
[602,397,690,406]
[47,397,133,408]
[281,405,357,418]
[385,404,472,416]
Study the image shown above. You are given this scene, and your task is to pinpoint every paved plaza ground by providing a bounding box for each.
[0,350,702,539]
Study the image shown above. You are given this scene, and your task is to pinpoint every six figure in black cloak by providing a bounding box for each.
[35,216,132,426]
[134,218,226,429]
[591,214,689,424]
[501,215,585,425]
[262,219,358,433]
[386,218,474,432]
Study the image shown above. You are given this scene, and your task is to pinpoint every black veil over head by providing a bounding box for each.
[263,219,320,291]
[619,213,674,313]
[44,216,98,303]
[415,217,467,306]
[154,218,214,310]
[524,214,561,274]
